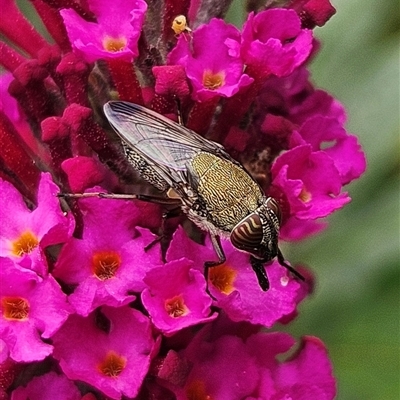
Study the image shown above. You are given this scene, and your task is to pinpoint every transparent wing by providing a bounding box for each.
[104,101,236,172]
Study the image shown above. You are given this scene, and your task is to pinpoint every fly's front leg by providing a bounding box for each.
[57,192,181,205]
[204,235,226,294]
[277,248,305,282]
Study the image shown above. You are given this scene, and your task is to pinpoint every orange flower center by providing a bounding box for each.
[186,380,212,400]
[299,186,312,202]
[2,297,30,320]
[11,231,39,256]
[202,70,225,90]
[103,36,127,52]
[209,264,237,294]
[165,295,189,318]
[92,251,121,280]
[98,351,126,377]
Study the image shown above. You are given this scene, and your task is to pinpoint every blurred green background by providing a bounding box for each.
[17,0,399,398]
[229,1,399,399]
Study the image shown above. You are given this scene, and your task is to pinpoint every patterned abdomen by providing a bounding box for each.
[123,144,169,192]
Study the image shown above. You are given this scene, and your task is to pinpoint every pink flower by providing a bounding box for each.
[0,1,365,396]
[167,227,304,327]
[53,195,162,316]
[288,0,336,29]
[246,333,336,399]
[10,371,81,400]
[180,335,260,399]
[0,258,72,362]
[241,9,313,78]
[60,0,147,63]
[271,145,351,220]
[61,156,117,193]
[0,173,74,276]
[290,116,366,185]
[161,328,336,399]
[142,258,216,335]
[52,305,157,399]
[168,18,253,102]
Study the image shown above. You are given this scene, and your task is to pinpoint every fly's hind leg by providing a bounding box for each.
[144,207,182,259]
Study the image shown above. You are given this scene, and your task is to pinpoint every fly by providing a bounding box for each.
[62,101,304,291]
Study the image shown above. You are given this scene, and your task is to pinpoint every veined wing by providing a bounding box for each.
[103,101,237,172]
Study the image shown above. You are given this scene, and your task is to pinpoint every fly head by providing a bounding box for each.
[230,197,282,262]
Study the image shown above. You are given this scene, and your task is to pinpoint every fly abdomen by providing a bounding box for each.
[123,144,169,192]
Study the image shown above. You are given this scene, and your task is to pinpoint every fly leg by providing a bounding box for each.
[58,191,183,259]
[57,192,181,205]
[204,235,226,298]
[144,207,182,259]
[277,249,305,282]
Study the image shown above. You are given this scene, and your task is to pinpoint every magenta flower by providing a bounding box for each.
[152,65,190,99]
[290,115,367,185]
[246,332,336,398]
[60,0,147,103]
[52,305,157,399]
[0,0,365,397]
[0,257,72,362]
[53,195,162,316]
[61,155,118,193]
[142,258,216,335]
[10,371,81,400]
[168,18,253,102]
[287,0,336,29]
[0,173,74,276]
[271,145,351,220]
[160,328,335,399]
[167,227,304,327]
[0,72,19,121]
[60,0,147,63]
[279,215,327,242]
[180,335,260,399]
[241,9,313,78]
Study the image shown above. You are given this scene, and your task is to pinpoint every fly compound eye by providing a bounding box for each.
[231,213,263,254]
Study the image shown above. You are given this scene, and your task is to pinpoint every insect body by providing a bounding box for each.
[103,101,304,290]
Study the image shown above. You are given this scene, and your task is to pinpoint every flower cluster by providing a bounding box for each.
[0,0,364,399]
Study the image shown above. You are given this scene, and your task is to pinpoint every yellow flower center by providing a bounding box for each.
[92,251,121,280]
[209,264,237,294]
[2,297,30,320]
[98,351,126,377]
[299,185,312,202]
[102,36,127,52]
[186,380,212,400]
[202,70,225,90]
[11,231,39,256]
[165,295,189,318]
